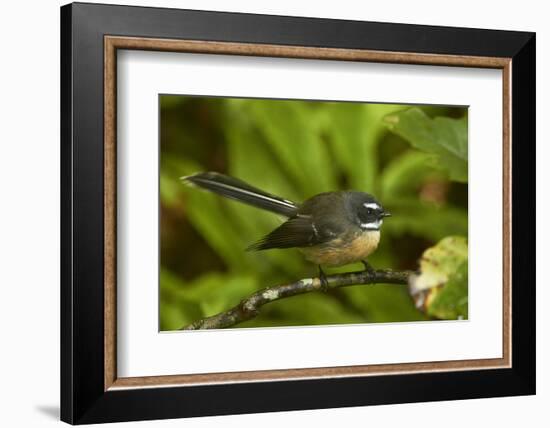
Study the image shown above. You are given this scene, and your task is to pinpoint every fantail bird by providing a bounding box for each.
[181,172,391,285]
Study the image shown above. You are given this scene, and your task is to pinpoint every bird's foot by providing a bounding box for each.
[318,266,330,292]
[362,260,375,275]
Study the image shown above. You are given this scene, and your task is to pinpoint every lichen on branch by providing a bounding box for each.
[180,268,413,330]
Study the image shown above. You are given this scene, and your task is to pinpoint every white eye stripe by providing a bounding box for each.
[363,202,381,210]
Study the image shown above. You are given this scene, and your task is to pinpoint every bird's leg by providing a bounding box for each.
[318,265,330,292]
[362,260,375,275]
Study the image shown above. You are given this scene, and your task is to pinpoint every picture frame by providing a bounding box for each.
[60,2,535,424]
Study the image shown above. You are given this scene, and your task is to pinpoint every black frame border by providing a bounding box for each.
[61,2,535,424]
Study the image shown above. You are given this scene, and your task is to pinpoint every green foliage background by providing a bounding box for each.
[160,95,468,330]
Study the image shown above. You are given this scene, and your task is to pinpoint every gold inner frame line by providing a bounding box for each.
[104,35,512,391]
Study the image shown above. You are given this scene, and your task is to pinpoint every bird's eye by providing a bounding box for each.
[366,208,373,215]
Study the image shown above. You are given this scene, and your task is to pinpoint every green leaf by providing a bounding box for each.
[159,269,205,330]
[409,236,468,320]
[383,198,468,242]
[159,173,181,206]
[193,275,259,317]
[322,103,402,191]
[244,99,337,196]
[428,261,468,319]
[161,269,260,321]
[161,157,252,270]
[342,285,427,323]
[384,108,468,182]
[379,150,440,200]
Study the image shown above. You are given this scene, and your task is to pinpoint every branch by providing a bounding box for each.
[180,268,414,330]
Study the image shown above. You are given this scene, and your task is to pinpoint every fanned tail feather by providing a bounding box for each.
[181,172,298,217]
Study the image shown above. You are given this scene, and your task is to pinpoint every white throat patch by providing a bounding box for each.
[360,219,383,230]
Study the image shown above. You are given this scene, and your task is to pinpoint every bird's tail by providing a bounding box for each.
[181,172,298,217]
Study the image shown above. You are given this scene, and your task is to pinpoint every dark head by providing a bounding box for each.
[344,192,391,231]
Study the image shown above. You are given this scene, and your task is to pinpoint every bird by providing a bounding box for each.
[181,172,391,288]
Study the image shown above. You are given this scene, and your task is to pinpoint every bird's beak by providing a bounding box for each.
[382,211,392,218]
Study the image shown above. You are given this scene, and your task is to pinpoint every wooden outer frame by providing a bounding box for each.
[62,2,535,424]
[104,36,512,391]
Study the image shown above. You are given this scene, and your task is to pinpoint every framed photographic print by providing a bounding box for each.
[60,2,535,424]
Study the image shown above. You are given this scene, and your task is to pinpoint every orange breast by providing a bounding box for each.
[299,231,380,267]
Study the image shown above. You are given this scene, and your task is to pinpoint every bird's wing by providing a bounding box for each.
[246,215,341,251]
